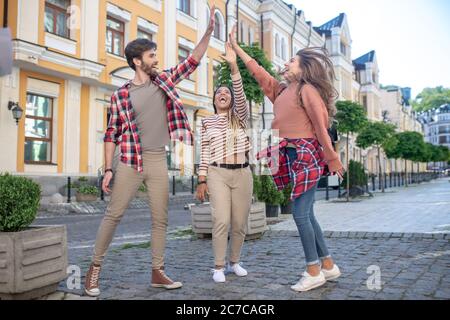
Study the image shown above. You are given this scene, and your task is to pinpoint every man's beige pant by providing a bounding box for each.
[93,149,168,269]
[207,166,253,267]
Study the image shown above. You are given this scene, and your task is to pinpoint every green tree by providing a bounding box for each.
[411,142,432,176]
[356,121,396,192]
[215,42,279,129]
[391,132,426,187]
[437,145,450,169]
[335,100,368,201]
[412,86,450,112]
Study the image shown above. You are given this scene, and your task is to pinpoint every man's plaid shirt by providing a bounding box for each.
[104,55,199,173]
[257,138,329,201]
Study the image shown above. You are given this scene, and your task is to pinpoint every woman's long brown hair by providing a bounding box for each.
[295,47,338,128]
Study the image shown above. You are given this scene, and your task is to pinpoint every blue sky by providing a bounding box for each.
[290,0,450,98]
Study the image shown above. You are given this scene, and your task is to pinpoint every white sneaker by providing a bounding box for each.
[291,271,326,292]
[212,268,226,283]
[228,263,248,277]
[322,264,341,281]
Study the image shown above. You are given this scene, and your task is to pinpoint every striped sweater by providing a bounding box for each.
[198,73,252,177]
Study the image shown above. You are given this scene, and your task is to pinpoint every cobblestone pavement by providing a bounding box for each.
[272,178,450,233]
[61,230,449,300]
[40,178,449,300]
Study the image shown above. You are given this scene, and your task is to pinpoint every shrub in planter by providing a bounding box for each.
[76,185,98,202]
[252,174,262,203]
[280,183,294,215]
[0,173,67,299]
[78,176,89,183]
[136,183,148,199]
[256,175,283,217]
[341,160,368,197]
[0,173,41,232]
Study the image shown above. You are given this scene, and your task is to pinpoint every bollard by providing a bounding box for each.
[67,177,71,203]
[325,177,329,201]
[366,174,370,194]
[100,176,104,201]
[337,177,341,198]
[172,176,176,196]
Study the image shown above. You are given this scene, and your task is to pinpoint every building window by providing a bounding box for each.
[106,16,125,56]
[213,11,225,41]
[137,28,153,41]
[340,42,347,56]
[275,34,280,58]
[44,0,70,38]
[281,38,287,60]
[362,95,368,113]
[24,94,53,163]
[178,47,190,63]
[178,47,192,79]
[248,28,253,45]
[439,136,449,144]
[178,0,191,16]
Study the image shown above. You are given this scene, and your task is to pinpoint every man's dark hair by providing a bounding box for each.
[125,39,157,71]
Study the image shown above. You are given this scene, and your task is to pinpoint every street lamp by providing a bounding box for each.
[8,101,23,125]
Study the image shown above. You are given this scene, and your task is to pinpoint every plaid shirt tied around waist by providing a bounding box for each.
[256,138,330,200]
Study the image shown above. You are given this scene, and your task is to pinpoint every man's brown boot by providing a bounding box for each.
[151,267,182,290]
[84,263,101,297]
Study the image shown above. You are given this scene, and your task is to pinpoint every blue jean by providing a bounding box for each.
[286,147,331,266]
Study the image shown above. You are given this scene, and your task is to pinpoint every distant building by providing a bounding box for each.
[418,104,450,169]
[381,85,425,173]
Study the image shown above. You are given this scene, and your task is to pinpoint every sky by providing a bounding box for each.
[290,0,450,99]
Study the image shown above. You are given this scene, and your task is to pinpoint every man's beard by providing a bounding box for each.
[141,62,158,79]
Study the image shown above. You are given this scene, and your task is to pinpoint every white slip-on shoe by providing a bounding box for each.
[291,271,326,292]
[322,264,341,281]
[228,263,248,277]
[212,268,226,283]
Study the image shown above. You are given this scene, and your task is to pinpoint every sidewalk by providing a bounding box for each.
[38,192,201,216]
[272,178,450,234]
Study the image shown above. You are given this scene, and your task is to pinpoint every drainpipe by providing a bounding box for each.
[260,13,265,129]
[236,0,239,40]
[290,9,297,56]
[3,0,8,28]
[225,0,230,40]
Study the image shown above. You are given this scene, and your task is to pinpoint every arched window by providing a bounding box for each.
[275,34,280,57]
[281,38,286,60]
[213,10,225,41]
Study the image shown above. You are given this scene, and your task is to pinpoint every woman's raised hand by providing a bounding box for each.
[222,41,237,65]
[229,24,238,49]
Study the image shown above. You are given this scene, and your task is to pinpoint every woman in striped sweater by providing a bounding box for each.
[196,41,253,283]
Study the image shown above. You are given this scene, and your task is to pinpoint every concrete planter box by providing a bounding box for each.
[0,226,68,300]
[190,202,268,239]
[135,191,148,200]
[75,193,97,202]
